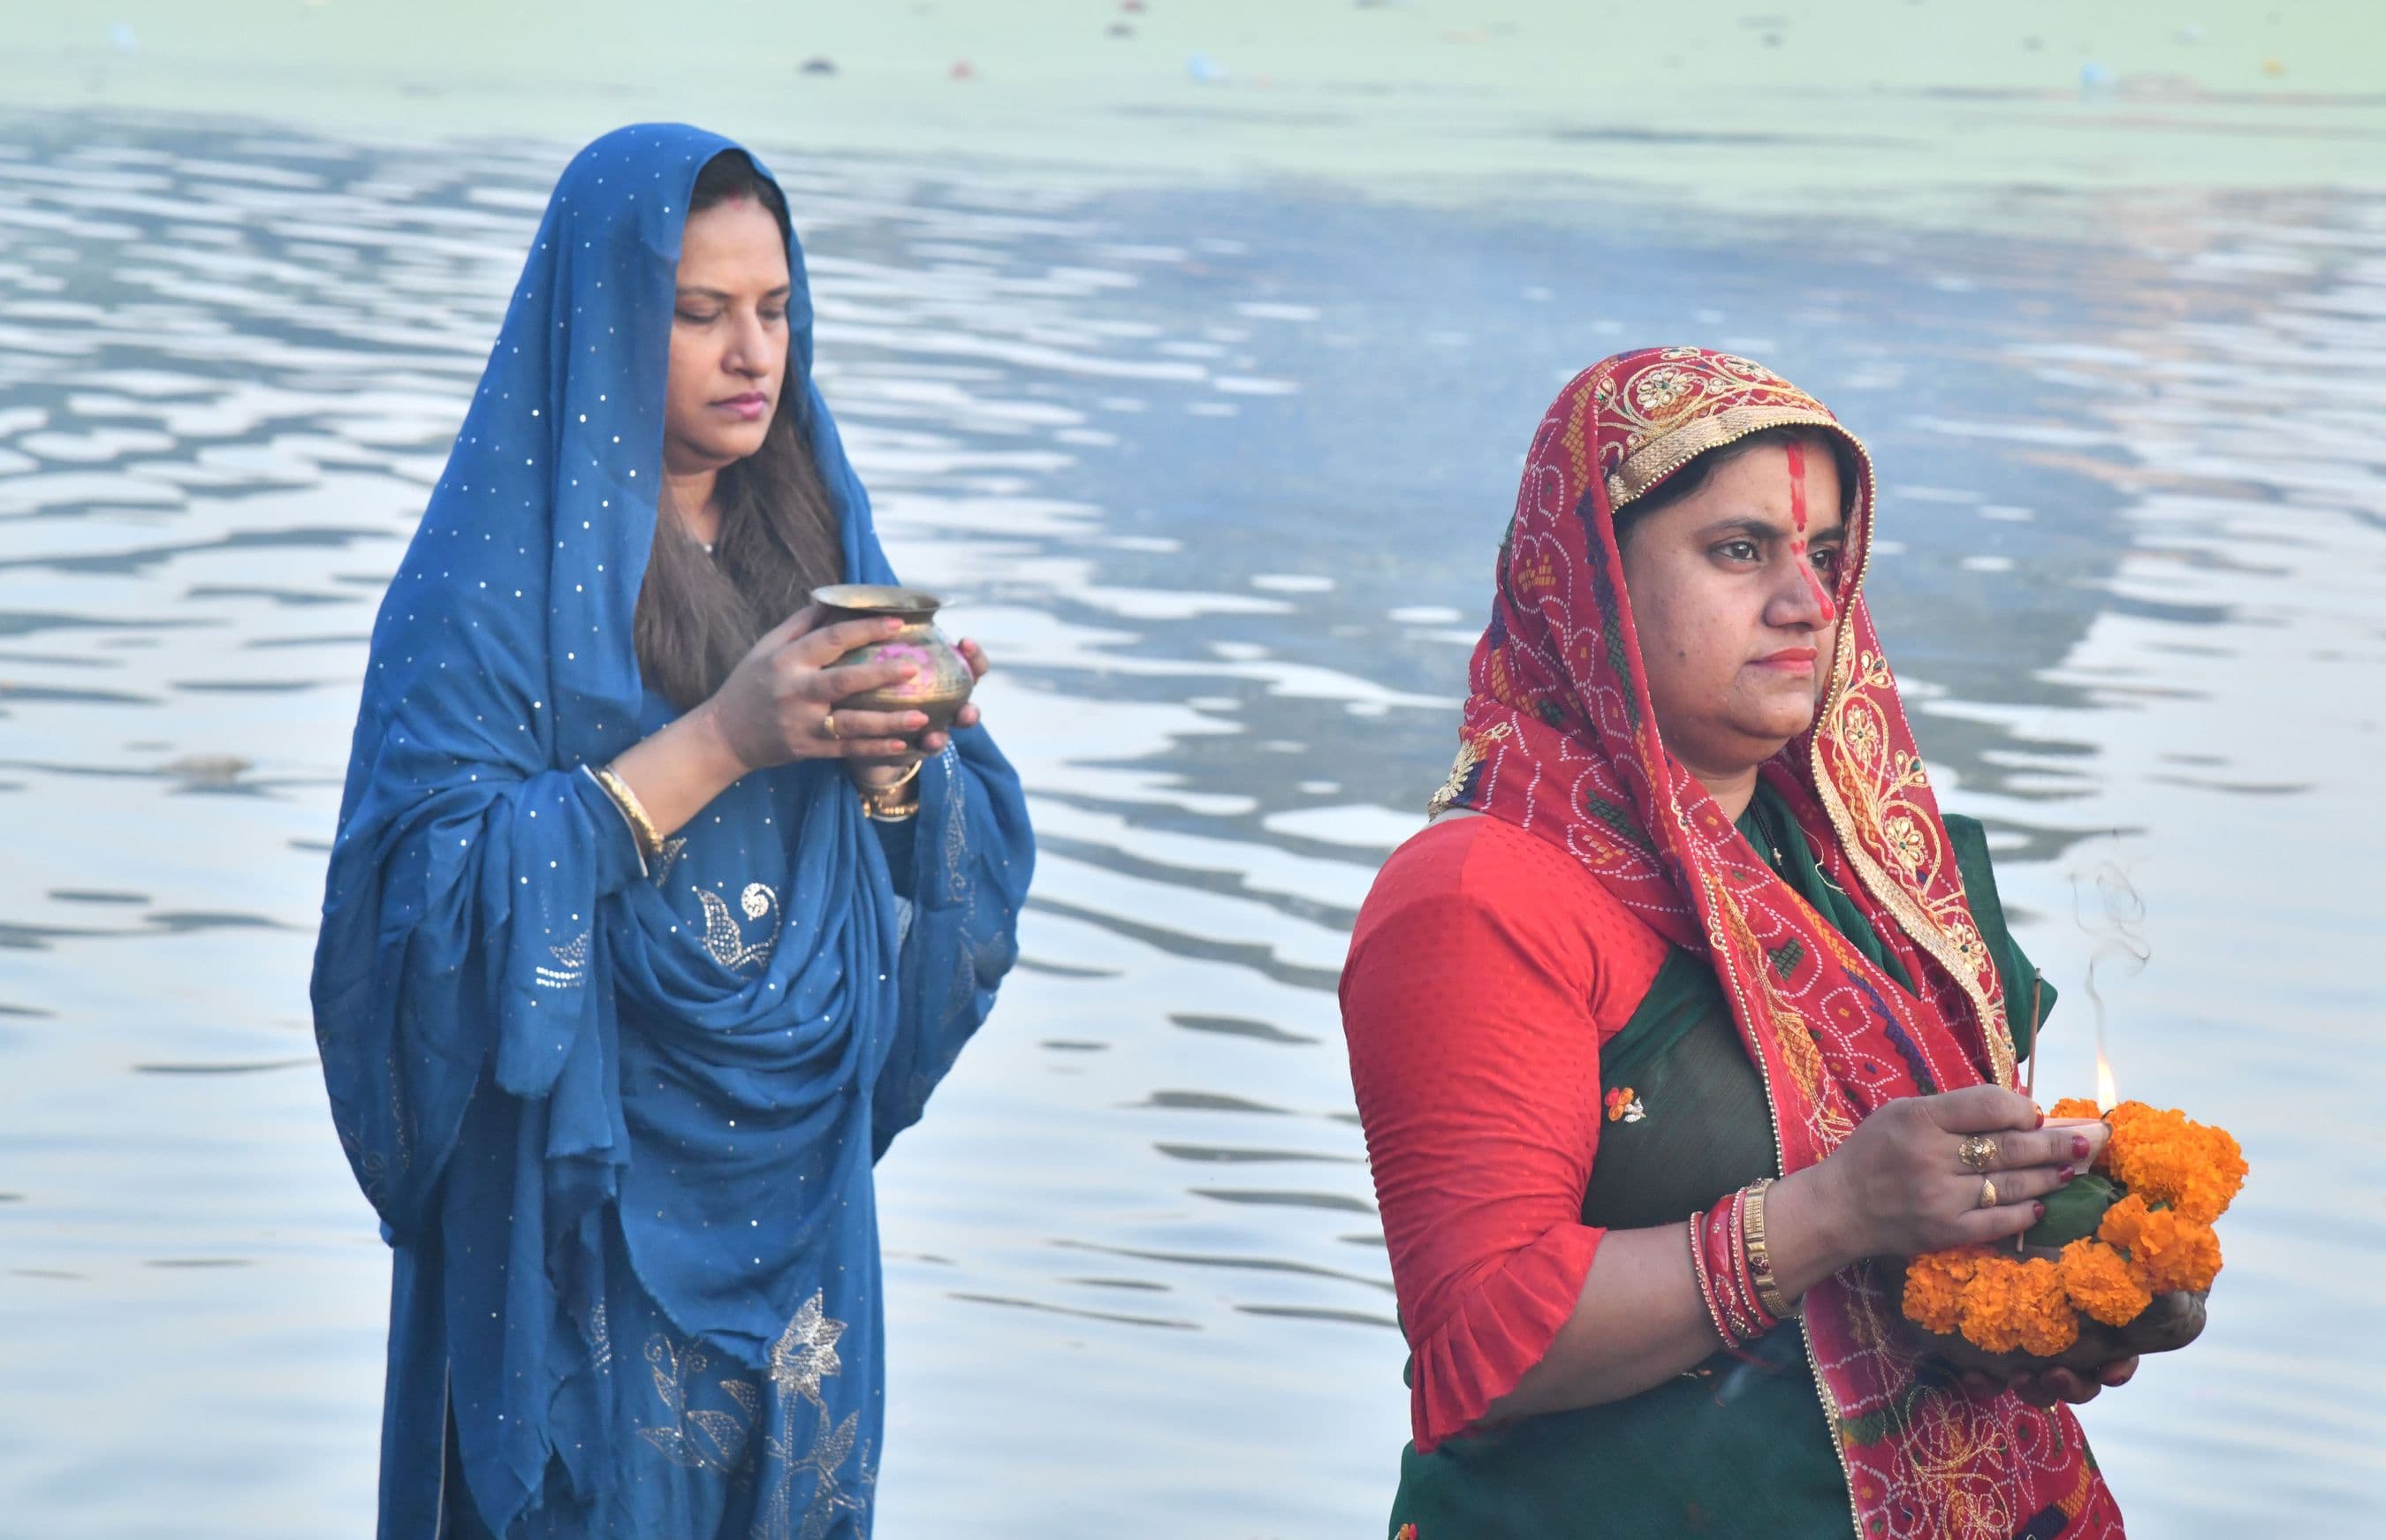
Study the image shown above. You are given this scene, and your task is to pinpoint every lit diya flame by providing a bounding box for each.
[2094,1047,2119,1115]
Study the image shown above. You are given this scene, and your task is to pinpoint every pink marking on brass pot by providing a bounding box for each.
[809,584,976,739]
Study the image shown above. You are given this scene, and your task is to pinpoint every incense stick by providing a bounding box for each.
[2018,969,2043,1253]
[2024,969,2042,1107]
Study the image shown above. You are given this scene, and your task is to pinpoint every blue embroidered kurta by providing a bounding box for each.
[309,125,1034,1539]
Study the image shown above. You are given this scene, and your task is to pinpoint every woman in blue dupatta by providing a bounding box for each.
[310,125,1035,1540]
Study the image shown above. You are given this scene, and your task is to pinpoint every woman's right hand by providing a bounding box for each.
[1811,1086,2109,1264]
[696,605,933,771]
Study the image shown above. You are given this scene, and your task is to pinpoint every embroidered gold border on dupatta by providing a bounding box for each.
[1609,403,1849,509]
[1807,637,2017,1090]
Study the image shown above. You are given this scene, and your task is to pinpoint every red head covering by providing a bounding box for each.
[1440,347,2113,1537]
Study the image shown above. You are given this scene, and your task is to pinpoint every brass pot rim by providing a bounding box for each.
[811,582,943,618]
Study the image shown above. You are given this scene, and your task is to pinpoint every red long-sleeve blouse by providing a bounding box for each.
[1341,815,1673,1452]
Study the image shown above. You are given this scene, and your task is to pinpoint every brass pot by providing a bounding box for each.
[810,584,974,741]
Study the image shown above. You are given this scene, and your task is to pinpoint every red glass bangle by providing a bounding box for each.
[1687,1211,1734,1347]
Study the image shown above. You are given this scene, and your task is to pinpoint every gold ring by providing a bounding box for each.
[1977,1176,1999,1210]
[1957,1134,1999,1175]
[821,710,840,740]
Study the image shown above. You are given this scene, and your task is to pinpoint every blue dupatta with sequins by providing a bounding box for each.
[309,125,1033,1538]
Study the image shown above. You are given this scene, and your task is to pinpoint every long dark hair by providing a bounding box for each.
[634,150,846,709]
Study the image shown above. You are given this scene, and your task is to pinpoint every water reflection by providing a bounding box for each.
[0,115,2379,1536]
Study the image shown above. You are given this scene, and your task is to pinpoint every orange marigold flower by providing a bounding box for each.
[2136,1216,2223,1295]
[2099,1194,2223,1294]
[1954,1252,2033,1354]
[1919,1243,1994,1286]
[2097,1191,2153,1250]
[2165,1164,2237,1228]
[1911,1246,2090,1355]
[2102,1102,2246,1224]
[2102,1100,2155,1131]
[2057,1237,2153,1327]
[1902,1246,1989,1334]
[2011,1256,2080,1357]
[2169,1228,2221,1293]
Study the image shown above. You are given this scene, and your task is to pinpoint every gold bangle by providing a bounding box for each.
[1743,1177,1799,1321]
[591,763,665,862]
[858,760,923,822]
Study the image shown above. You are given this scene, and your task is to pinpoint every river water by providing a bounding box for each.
[0,114,2379,1536]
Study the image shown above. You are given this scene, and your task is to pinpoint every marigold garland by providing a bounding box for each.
[2098,1193,2225,1295]
[1902,1244,1984,1334]
[1900,1099,2244,1356]
[2055,1236,2154,1327]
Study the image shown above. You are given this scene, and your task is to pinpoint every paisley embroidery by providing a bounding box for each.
[695,881,779,971]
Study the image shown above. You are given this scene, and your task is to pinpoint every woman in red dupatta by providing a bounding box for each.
[1341,347,2131,1537]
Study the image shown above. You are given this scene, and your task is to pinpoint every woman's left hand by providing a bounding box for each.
[1957,1356,2138,1407]
[850,638,992,788]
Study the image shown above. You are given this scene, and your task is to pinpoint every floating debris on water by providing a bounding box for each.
[159,754,250,785]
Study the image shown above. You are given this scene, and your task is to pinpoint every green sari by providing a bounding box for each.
[1387,787,2052,1536]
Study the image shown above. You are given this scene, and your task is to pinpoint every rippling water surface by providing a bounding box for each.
[0,116,2380,1536]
